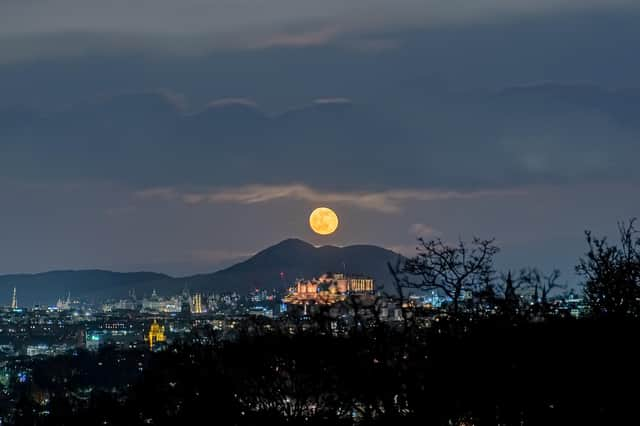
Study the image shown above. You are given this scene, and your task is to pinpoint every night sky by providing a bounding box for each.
[1,0,639,283]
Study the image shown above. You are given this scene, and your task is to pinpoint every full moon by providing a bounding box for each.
[309,207,339,235]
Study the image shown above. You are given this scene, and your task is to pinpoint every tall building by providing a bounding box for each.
[192,293,203,314]
[11,287,17,310]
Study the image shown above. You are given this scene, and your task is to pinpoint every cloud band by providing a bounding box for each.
[136,184,523,213]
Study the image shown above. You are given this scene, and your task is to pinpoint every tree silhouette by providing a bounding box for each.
[399,237,499,317]
[576,219,640,318]
[518,267,565,317]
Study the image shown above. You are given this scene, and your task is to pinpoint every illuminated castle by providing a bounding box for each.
[284,273,375,306]
[146,320,166,349]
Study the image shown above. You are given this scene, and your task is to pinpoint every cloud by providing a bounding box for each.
[136,184,524,213]
[205,98,258,109]
[409,223,441,238]
[191,249,254,264]
[3,1,634,36]
[1,1,637,63]
[343,38,401,53]
[253,27,342,49]
[313,97,352,105]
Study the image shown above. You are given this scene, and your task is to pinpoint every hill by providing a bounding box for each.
[179,239,403,294]
[0,270,171,307]
[0,240,403,305]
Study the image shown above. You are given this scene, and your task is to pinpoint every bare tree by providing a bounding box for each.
[399,237,499,318]
[540,269,564,305]
[518,268,565,305]
[518,267,542,303]
[576,219,640,318]
[387,259,414,332]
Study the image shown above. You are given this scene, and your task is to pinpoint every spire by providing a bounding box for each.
[504,271,519,310]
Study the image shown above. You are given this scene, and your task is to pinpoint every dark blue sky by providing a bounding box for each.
[1,1,639,284]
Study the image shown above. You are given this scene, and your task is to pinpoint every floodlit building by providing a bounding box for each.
[141,290,181,313]
[146,320,166,349]
[56,293,72,311]
[192,293,203,314]
[284,273,375,306]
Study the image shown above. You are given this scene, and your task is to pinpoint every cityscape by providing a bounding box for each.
[0,270,589,357]
[2,0,640,424]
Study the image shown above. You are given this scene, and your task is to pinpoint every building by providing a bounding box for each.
[11,287,17,310]
[248,306,274,318]
[146,320,166,349]
[141,290,181,313]
[102,298,137,312]
[284,273,375,306]
[56,293,72,311]
[192,293,203,314]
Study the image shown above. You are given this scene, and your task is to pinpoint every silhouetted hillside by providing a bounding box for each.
[180,238,403,294]
[0,240,403,305]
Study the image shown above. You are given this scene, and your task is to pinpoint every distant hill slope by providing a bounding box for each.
[179,239,403,294]
[0,270,171,307]
[0,240,403,306]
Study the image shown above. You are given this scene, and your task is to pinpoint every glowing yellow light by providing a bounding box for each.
[147,320,166,349]
[309,207,339,235]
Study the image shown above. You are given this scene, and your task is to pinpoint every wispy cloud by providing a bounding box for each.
[409,223,441,238]
[253,27,342,48]
[313,97,352,105]
[136,184,524,213]
[191,249,254,264]
[205,98,258,109]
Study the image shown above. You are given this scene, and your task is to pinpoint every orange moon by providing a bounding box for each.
[309,207,339,235]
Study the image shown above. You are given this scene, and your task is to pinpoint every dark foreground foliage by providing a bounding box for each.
[5,317,639,426]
